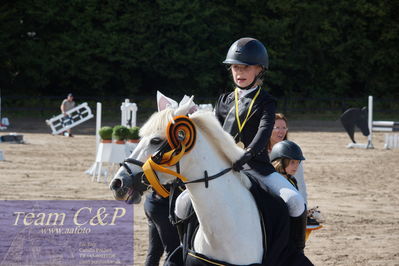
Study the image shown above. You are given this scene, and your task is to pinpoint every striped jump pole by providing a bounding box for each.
[372,121,399,132]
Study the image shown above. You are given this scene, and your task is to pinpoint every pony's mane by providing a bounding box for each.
[190,110,251,188]
[190,110,244,164]
[139,108,175,138]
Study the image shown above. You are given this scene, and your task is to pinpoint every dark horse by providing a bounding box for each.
[340,107,370,143]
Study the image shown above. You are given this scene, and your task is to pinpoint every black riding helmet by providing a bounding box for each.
[270,140,306,162]
[223,37,269,90]
[223,37,269,68]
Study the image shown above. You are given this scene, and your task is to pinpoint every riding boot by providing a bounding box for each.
[290,209,307,253]
[175,221,185,242]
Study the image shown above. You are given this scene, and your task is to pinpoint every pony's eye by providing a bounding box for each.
[150,137,163,145]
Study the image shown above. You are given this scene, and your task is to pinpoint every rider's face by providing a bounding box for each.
[285,159,300,176]
[231,64,262,89]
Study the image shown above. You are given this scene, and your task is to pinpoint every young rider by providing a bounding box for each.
[271,140,323,227]
[270,140,305,191]
[214,37,307,252]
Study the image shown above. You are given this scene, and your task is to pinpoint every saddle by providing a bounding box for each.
[165,173,313,266]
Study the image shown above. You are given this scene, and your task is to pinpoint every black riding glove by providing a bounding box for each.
[232,149,254,171]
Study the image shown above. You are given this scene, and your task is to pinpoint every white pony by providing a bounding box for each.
[110,96,310,265]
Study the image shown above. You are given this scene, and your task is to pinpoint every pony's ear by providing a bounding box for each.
[174,96,197,116]
[180,95,198,114]
[157,91,178,112]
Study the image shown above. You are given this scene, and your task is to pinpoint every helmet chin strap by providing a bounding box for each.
[235,69,266,90]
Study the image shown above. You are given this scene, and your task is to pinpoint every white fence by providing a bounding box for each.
[45,102,94,135]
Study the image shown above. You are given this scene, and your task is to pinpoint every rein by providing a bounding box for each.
[123,148,233,197]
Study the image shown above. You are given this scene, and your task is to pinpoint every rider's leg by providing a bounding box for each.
[174,189,192,241]
[249,171,307,252]
[289,209,307,252]
[175,189,191,220]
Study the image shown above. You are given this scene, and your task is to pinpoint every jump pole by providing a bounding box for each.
[366,96,374,149]
[85,102,102,176]
[96,102,102,154]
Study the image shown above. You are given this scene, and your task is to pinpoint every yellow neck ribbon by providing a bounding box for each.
[234,87,261,132]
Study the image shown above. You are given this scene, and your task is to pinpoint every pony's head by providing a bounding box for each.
[110,93,245,204]
[109,96,202,203]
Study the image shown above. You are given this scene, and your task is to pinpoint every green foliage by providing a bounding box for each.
[112,125,130,141]
[1,0,398,100]
[128,126,140,140]
[99,126,113,140]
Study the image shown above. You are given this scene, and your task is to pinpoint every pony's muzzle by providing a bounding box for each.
[110,172,147,204]
[110,173,134,200]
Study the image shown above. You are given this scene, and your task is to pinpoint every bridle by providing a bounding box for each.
[120,115,233,198]
[121,140,233,197]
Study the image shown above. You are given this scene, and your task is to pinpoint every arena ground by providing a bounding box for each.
[0,118,398,265]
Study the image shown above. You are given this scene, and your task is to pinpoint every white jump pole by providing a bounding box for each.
[367,95,374,149]
[96,102,102,154]
[86,102,102,177]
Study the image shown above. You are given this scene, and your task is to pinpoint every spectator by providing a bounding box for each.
[60,93,75,137]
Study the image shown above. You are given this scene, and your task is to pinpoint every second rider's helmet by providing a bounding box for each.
[270,140,306,162]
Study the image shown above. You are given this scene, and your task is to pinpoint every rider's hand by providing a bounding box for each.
[232,149,253,171]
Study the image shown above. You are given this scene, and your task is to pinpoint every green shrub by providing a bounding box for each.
[99,126,113,140]
[128,126,140,140]
[112,125,130,140]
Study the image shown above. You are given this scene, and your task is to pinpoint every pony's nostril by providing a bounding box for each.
[111,179,122,190]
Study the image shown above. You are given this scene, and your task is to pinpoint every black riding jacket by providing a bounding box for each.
[215,88,276,176]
